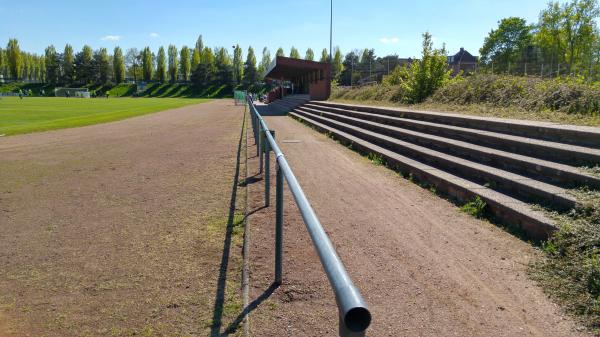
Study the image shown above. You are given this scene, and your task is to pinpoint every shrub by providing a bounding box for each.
[460,196,487,218]
[430,74,600,115]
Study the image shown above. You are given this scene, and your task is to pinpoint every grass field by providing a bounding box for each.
[0,97,210,136]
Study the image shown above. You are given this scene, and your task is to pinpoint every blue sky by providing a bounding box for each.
[1,0,556,58]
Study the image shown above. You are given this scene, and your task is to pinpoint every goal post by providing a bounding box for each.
[234,90,247,106]
[54,87,90,98]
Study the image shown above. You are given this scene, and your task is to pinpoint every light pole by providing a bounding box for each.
[329,0,333,63]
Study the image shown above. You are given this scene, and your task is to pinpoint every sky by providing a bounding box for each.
[0,0,558,58]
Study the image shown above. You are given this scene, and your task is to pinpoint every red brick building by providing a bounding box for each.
[264,56,332,101]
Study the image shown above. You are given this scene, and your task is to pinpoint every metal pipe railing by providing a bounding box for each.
[247,96,371,336]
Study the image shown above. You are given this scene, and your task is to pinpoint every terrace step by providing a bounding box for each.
[289,111,557,241]
[292,108,578,211]
[312,101,600,148]
[303,103,600,166]
[268,96,310,112]
[295,106,600,189]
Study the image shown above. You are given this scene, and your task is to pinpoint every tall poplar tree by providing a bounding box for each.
[233,44,243,84]
[141,47,153,82]
[289,47,301,59]
[7,39,22,79]
[95,47,111,84]
[215,47,233,84]
[156,46,167,82]
[0,48,5,78]
[195,35,204,55]
[332,47,344,80]
[305,48,315,61]
[258,47,271,77]
[191,48,201,71]
[113,46,125,83]
[62,44,74,83]
[168,45,179,82]
[180,46,191,81]
[44,45,59,84]
[243,46,257,87]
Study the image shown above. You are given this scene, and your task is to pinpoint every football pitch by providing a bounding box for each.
[0,97,210,136]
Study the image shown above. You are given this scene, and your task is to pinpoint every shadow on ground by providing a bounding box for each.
[210,106,278,337]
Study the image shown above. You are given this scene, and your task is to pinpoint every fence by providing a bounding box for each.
[247,96,371,336]
[234,90,247,106]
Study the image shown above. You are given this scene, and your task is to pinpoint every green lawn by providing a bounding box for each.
[0,97,210,135]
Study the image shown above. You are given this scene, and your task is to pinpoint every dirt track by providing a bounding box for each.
[0,100,246,336]
[246,115,586,336]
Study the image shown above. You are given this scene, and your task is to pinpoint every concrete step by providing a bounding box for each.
[293,108,578,211]
[296,106,600,189]
[269,99,306,110]
[289,111,557,241]
[311,101,600,148]
[302,103,600,166]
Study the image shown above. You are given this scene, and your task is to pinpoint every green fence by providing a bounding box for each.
[234,90,247,106]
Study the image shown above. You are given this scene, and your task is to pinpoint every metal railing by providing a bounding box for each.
[247,96,371,336]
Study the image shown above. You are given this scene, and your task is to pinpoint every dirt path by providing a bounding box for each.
[246,115,586,336]
[0,100,246,336]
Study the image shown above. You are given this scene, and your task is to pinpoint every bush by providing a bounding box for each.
[532,190,600,330]
[431,74,600,115]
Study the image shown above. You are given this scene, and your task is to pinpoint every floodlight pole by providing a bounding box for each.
[329,0,333,63]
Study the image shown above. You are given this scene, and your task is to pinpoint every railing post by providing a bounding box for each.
[265,130,276,207]
[259,129,264,174]
[256,118,261,158]
[275,161,284,285]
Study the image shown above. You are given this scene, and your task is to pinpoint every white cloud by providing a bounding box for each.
[101,35,122,41]
[149,32,159,38]
[379,37,400,45]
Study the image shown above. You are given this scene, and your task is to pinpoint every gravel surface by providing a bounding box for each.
[245,115,586,337]
[0,100,246,336]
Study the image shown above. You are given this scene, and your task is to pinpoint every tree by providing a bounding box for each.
[39,56,46,83]
[479,17,533,72]
[140,47,153,82]
[21,53,31,80]
[243,46,257,87]
[168,45,179,82]
[258,47,271,78]
[125,48,140,83]
[305,48,315,61]
[191,48,201,71]
[408,32,452,103]
[180,46,191,81]
[113,46,125,83]
[62,44,74,83]
[537,2,565,69]
[562,0,600,72]
[233,44,243,85]
[320,48,329,62]
[75,45,94,84]
[289,47,301,59]
[195,35,204,55]
[191,46,216,87]
[94,47,111,84]
[0,48,5,78]
[340,51,360,85]
[276,47,284,57]
[44,45,60,84]
[215,47,233,85]
[156,46,167,82]
[332,47,344,80]
[7,38,22,79]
